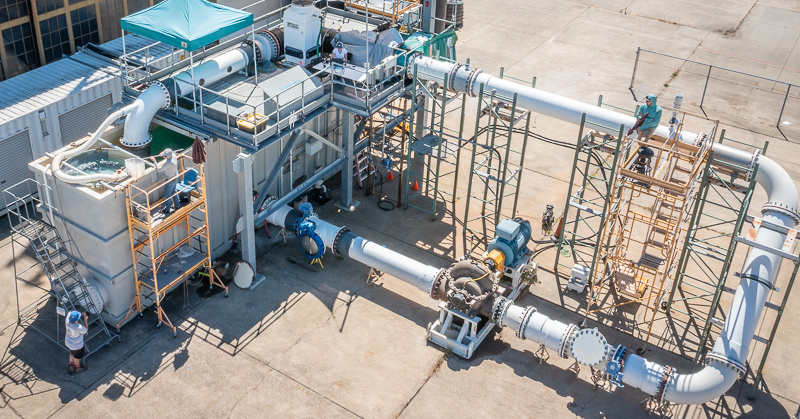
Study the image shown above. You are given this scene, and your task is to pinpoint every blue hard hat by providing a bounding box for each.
[68,311,81,323]
[336,42,343,48]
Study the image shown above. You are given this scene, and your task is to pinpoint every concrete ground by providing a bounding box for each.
[3,0,800,418]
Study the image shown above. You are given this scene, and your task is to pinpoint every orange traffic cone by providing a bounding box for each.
[387,170,394,181]
[412,180,419,191]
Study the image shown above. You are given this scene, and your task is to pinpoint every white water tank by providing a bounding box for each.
[283,1,322,65]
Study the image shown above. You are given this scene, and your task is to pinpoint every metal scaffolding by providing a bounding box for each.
[119,155,227,336]
[667,132,763,363]
[403,63,467,219]
[463,82,530,252]
[554,116,628,279]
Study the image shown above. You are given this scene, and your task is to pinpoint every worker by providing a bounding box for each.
[150,148,180,214]
[331,42,348,64]
[635,94,662,142]
[65,310,88,373]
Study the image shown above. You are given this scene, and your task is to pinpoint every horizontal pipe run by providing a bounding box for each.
[413,56,800,404]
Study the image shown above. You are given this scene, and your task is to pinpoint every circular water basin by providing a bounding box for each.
[63,149,127,176]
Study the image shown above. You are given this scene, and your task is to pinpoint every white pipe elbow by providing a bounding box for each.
[663,364,739,405]
[121,82,170,148]
[52,104,136,184]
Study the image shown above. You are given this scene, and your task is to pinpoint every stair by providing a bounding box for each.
[10,211,117,353]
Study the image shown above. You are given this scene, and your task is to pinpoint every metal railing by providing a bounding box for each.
[630,47,800,141]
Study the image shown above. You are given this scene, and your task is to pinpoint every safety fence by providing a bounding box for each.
[629,48,800,141]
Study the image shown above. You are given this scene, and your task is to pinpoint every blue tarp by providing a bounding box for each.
[121,0,253,51]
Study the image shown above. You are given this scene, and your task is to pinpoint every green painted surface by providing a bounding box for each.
[149,126,194,156]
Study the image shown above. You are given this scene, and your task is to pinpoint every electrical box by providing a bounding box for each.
[283,2,322,65]
[568,264,589,293]
[305,139,322,156]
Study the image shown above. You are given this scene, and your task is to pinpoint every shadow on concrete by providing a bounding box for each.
[0,293,195,406]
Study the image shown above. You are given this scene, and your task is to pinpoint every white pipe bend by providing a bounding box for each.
[122,83,170,148]
[412,56,800,404]
[52,104,136,184]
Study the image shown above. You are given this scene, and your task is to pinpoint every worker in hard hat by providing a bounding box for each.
[65,310,88,373]
[331,42,348,64]
[635,94,662,142]
[150,148,180,214]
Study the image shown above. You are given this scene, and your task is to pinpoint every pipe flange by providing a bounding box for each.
[152,80,172,109]
[244,39,262,64]
[516,306,537,340]
[705,352,747,378]
[491,297,511,325]
[465,68,483,97]
[568,328,609,366]
[120,133,153,149]
[331,226,350,255]
[655,365,675,404]
[447,63,461,91]
[761,201,800,224]
[259,30,281,62]
[431,268,450,299]
[558,324,579,358]
[429,269,447,299]
[746,149,761,182]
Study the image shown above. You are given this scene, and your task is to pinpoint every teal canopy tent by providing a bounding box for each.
[121,0,253,51]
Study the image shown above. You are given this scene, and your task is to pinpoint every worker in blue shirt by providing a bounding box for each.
[635,94,662,142]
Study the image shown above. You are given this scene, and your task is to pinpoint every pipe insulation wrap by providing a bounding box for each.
[347,236,441,294]
[52,104,137,183]
[172,48,250,96]
[122,82,170,147]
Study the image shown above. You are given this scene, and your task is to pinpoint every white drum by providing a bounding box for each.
[232,260,255,289]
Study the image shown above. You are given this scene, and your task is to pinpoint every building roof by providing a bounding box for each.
[0,54,118,125]
[120,0,253,51]
[95,33,175,66]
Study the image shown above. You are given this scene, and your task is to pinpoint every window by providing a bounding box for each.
[2,22,38,78]
[70,5,98,48]
[36,0,65,15]
[0,0,30,25]
[39,14,70,64]
[98,0,124,42]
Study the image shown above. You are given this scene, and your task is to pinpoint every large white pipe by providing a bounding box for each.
[51,104,137,183]
[412,56,800,404]
[264,206,442,295]
[121,82,171,147]
[347,236,442,294]
[172,48,250,96]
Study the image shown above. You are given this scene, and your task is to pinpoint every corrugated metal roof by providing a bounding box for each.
[0,54,118,125]
[97,33,175,65]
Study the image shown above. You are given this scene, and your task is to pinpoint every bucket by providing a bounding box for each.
[125,157,146,179]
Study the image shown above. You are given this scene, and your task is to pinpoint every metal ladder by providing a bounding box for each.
[4,180,118,355]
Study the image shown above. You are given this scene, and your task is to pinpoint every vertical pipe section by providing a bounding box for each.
[411,56,800,404]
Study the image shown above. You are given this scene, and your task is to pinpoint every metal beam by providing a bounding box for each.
[253,130,302,214]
